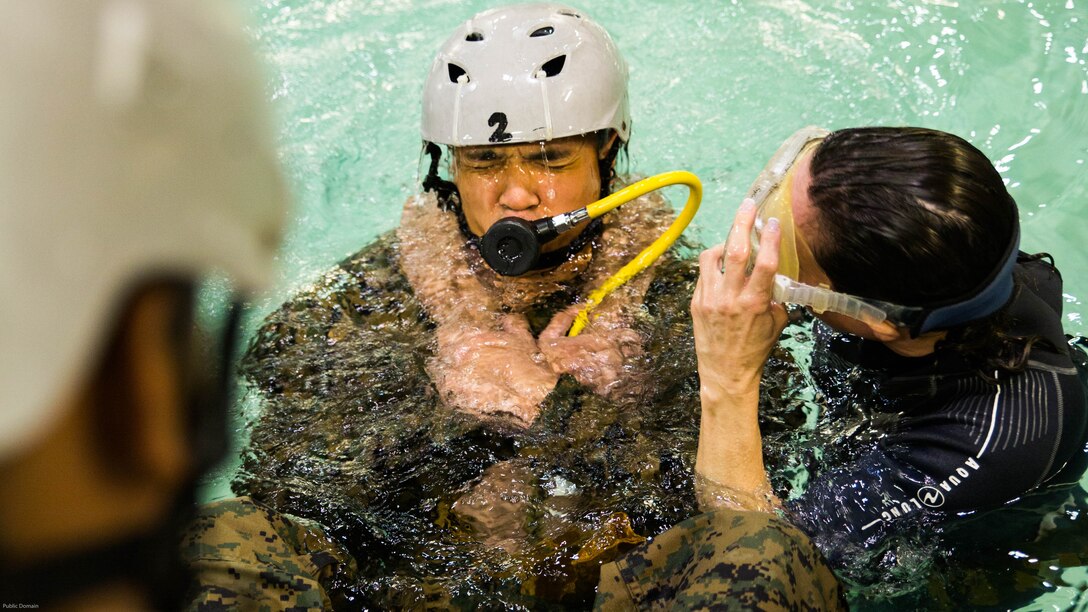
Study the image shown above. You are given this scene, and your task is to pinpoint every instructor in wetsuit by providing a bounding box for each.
[691,126,1088,562]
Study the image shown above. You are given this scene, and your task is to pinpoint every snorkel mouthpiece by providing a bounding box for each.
[480,209,590,276]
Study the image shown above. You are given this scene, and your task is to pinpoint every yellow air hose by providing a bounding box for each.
[568,170,702,336]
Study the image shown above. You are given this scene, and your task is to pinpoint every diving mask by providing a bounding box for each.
[745,127,914,327]
[745,127,828,280]
[744,126,1021,336]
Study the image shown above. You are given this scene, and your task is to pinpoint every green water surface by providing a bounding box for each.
[208,1,1088,609]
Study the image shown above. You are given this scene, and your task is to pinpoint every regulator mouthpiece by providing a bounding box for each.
[480,209,589,276]
[480,217,558,276]
[473,170,702,337]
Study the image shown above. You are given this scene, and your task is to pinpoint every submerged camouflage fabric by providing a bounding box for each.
[232,226,811,607]
[233,232,697,608]
[595,509,846,611]
[181,496,358,611]
[182,499,842,612]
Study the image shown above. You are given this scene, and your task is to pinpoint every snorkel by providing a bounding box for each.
[478,171,702,335]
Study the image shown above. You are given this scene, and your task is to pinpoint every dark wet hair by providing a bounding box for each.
[807,127,1016,304]
[806,127,1038,374]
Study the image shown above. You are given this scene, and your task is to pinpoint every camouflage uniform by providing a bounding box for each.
[595,509,846,611]
[224,197,818,607]
[182,499,843,611]
[181,496,358,611]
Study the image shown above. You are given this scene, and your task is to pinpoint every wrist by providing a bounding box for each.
[695,352,764,396]
[697,374,761,417]
[695,387,770,508]
[694,470,782,514]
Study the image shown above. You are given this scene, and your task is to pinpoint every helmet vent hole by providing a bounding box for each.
[530,26,554,37]
[540,55,566,77]
[465,32,483,41]
[557,10,581,18]
[447,63,468,83]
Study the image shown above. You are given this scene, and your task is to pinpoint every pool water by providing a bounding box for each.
[205,0,1088,609]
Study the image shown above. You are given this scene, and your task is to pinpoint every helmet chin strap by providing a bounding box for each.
[0,304,241,610]
[422,142,460,212]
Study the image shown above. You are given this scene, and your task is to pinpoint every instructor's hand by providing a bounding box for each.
[690,200,789,402]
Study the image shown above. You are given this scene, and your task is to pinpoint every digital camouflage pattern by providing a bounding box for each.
[595,508,846,611]
[181,496,358,611]
[228,196,816,607]
[231,232,702,607]
[181,499,844,611]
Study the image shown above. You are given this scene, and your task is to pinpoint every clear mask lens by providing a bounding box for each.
[749,175,800,279]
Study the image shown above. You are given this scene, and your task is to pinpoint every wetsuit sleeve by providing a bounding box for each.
[783,447,932,565]
[786,365,1081,565]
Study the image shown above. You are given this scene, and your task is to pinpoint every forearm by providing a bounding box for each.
[687,205,790,515]
[694,384,781,514]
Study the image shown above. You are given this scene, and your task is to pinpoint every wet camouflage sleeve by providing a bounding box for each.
[594,508,846,611]
[180,496,358,611]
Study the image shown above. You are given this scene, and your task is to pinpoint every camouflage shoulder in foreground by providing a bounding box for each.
[594,508,846,611]
[180,496,359,611]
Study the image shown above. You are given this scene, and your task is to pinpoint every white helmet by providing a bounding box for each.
[0,0,288,459]
[421,3,631,147]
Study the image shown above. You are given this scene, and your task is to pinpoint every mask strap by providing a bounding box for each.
[188,301,241,476]
[912,224,1021,335]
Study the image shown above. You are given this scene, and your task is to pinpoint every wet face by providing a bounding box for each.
[453,134,606,251]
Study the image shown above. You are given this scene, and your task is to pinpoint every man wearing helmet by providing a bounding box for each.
[137,3,847,609]
[239,5,675,426]
[224,3,845,608]
[0,0,291,608]
[395,1,672,426]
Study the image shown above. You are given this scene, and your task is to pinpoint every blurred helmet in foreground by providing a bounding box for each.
[0,0,289,458]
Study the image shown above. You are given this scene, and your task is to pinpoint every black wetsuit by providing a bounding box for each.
[786,255,1088,563]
